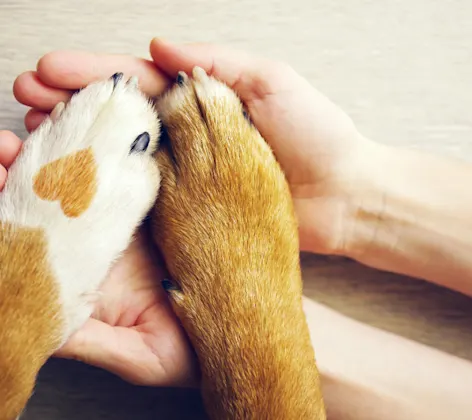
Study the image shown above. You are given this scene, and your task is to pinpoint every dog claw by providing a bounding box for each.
[127,75,139,88]
[176,71,188,85]
[192,66,207,81]
[111,72,124,88]
[161,278,180,292]
[130,132,150,154]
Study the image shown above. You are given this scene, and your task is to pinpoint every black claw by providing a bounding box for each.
[176,72,186,85]
[162,278,178,292]
[111,72,124,88]
[130,132,150,154]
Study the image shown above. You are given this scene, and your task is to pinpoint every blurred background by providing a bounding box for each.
[1,0,472,418]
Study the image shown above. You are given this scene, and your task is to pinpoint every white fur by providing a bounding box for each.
[0,76,161,342]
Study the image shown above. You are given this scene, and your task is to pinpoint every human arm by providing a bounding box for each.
[20,40,472,297]
[10,40,472,419]
[147,39,472,297]
[338,142,472,296]
[304,297,472,420]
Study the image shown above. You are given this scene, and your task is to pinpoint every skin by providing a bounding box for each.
[0,151,195,386]
[3,39,472,419]
[4,39,368,387]
[0,130,22,186]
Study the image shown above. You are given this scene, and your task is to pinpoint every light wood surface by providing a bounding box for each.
[1,1,472,418]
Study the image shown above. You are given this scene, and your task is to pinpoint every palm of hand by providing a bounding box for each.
[56,229,197,387]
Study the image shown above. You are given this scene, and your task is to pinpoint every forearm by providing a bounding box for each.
[343,142,472,295]
[303,297,472,420]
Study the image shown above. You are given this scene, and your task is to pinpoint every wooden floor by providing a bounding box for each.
[2,1,472,418]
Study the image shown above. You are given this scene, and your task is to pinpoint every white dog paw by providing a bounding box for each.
[0,73,161,339]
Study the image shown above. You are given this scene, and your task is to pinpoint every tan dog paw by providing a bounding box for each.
[152,68,325,419]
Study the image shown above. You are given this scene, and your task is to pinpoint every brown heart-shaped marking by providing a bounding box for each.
[33,147,97,218]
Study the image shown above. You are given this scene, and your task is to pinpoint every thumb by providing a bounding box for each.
[149,38,299,103]
[54,318,121,370]
[53,318,187,387]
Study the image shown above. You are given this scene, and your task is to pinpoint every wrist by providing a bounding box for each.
[298,136,390,258]
[333,141,472,294]
[337,140,397,261]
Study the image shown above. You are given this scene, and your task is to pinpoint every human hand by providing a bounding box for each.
[9,59,197,387]
[9,39,373,384]
[15,40,376,256]
[55,230,198,387]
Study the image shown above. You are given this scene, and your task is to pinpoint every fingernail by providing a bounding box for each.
[152,37,169,46]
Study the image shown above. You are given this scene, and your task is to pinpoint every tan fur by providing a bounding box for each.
[33,147,97,218]
[152,69,325,419]
[0,222,62,420]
